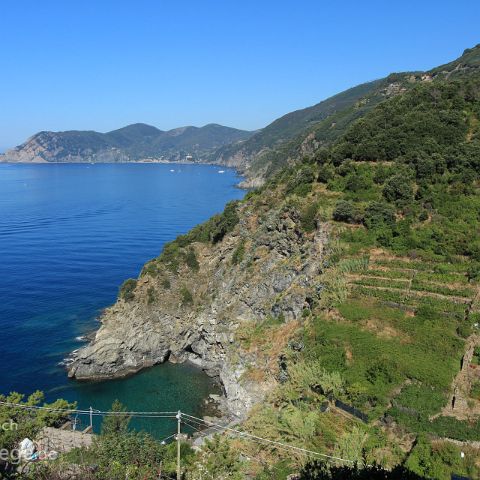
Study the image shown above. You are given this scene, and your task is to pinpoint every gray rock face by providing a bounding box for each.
[68,204,329,418]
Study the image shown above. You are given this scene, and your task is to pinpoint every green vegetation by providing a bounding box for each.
[154,201,240,273]
[119,278,137,301]
[146,286,156,304]
[332,200,361,224]
[232,239,246,265]
[100,399,130,436]
[300,201,320,232]
[185,248,199,272]
[405,437,478,480]
[180,285,194,306]
[11,122,254,164]
[0,392,75,453]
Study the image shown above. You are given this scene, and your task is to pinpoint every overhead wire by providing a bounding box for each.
[181,412,356,464]
[0,401,363,465]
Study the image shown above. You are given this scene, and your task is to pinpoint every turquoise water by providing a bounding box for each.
[0,163,244,435]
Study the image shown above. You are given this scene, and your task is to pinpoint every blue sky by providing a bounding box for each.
[0,0,479,149]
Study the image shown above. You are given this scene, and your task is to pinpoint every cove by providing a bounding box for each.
[0,163,244,436]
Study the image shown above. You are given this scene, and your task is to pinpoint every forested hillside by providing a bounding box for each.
[217,44,480,186]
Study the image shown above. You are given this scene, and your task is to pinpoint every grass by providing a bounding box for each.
[350,285,408,304]
[414,270,469,284]
[410,279,475,298]
[337,256,369,273]
[362,268,414,280]
[351,276,410,290]
[371,258,470,274]
[302,313,461,419]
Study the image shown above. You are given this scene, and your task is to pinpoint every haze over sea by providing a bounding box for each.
[0,163,244,434]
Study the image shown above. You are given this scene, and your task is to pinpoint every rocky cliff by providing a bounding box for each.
[68,197,329,417]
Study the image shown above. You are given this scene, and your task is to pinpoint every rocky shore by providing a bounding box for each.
[67,201,329,418]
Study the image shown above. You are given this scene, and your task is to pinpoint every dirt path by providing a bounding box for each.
[435,287,480,420]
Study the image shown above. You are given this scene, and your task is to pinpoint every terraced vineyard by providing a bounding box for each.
[337,248,480,439]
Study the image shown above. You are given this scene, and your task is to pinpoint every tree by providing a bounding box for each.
[101,400,131,436]
[188,435,243,480]
[317,163,335,183]
[332,427,368,467]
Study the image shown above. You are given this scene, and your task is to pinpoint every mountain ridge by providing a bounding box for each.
[0,122,254,164]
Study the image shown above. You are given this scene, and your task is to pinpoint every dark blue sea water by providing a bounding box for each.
[0,163,244,435]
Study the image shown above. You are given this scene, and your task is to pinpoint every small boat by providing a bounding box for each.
[218,170,225,174]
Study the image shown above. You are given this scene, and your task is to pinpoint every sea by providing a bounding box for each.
[0,163,244,435]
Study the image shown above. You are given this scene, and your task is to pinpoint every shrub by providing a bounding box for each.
[159,241,181,272]
[232,239,246,265]
[185,248,199,271]
[180,286,193,306]
[300,202,320,232]
[333,200,361,224]
[286,165,316,196]
[147,286,156,305]
[119,278,137,301]
[363,202,396,230]
[383,175,413,203]
[141,260,159,277]
[210,201,240,243]
[467,262,480,281]
[317,163,335,183]
[0,392,76,453]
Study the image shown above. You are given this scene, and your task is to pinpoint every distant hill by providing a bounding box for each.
[0,123,254,164]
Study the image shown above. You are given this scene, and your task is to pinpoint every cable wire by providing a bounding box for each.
[181,413,356,464]
[0,401,176,418]
[0,401,364,465]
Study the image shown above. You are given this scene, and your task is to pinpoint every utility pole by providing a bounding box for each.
[89,406,93,430]
[176,410,181,480]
